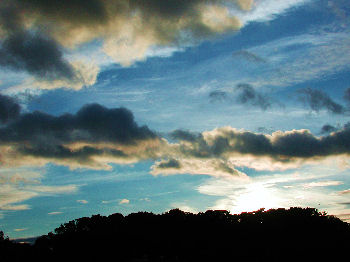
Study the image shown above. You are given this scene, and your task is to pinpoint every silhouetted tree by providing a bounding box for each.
[2,207,350,261]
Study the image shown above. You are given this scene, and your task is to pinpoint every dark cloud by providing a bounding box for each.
[208,84,275,110]
[156,159,181,169]
[320,124,338,134]
[17,0,108,25]
[171,130,201,142]
[171,126,350,162]
[0,103,159,168]
[232,50,266,63]
[298,87,345,114]
[320,122,350,134]
[0,103,156,144]
[344,88,350,103]
[0,1,77,81]
[209,91,229,103]
[0,94,21,124]
[1,0,243,70]
[235,83,271,110]
[0,32,75,80]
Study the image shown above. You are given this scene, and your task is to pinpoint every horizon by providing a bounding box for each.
[1,0,350,239]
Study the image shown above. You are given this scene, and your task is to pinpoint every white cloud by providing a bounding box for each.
[237,0,311,25]
[337,189,350,195]
[48,211,63,216]
[119,199,130,205]
[26,185,77,194]
[0,167,78,214]
[303,180,344,188]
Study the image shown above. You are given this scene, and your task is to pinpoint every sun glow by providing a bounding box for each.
[230,183,281,214]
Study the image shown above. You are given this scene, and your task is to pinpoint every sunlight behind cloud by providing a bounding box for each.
[230,183,281,214]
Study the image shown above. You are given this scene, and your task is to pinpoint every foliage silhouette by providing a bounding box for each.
[1,207,350,261]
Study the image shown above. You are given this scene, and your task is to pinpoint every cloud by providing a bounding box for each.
[320,122,350,135]
[321,124,338,134]
[0,31,75,81]
[235,0,254,11]
[235,83,271,110]
[151,158,247,178]
[155,159,181,169]
[338,189,350,195]
[209,90,229,103]
[77,199,88,204]
[303,180,343,189]
[0,94,21,123]
[0,0,243,69]
[232,50,266,63]
[0,0,312,90]
[196,165,350,216]
[0,182,77,211]
[18,61,99,91]
[344,87,350,103]
[2,103,350,177]
[0,103,161,169]
[48,211,63,215]
[0,184,37,211]
[14,228,27,232]
[0,2,99,90]
[0,168,42,185]
[208,84,274,110]
[170,129,201,142]
[159,125,350,174]
[119,199,130,205]
[27,185,77,194]
[241,30,350,89]
[298,88,345,114]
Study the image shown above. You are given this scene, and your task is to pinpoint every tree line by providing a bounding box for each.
[2,207,350,261]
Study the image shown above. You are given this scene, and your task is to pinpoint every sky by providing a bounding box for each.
[0,0,350,239]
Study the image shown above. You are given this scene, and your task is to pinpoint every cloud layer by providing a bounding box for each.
[152,125,350,176]
[1,101,350,177]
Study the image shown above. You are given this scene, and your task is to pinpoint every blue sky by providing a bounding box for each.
[1,0,350,239]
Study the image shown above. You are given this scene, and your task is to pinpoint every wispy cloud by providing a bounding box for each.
[303,181,343,189]
[14,228,27,232]
[234,31,350,89]
[338,189,350,195]
[77,199,88,204]
[0,168,78,214]
[48,211,63,216]
[209,83,275,110]
[298,88,345,114]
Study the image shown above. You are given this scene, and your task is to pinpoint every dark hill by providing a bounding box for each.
[2,207,350,262]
